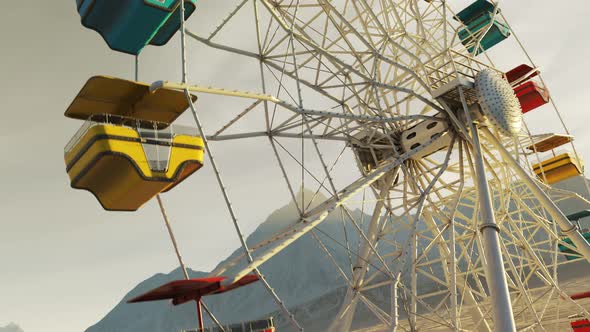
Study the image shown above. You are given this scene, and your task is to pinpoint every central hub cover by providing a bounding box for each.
[475,69,522,137]
[401,119,452,160]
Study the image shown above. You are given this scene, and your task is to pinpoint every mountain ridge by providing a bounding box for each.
[86,177,590,332]
[86,188,362,332]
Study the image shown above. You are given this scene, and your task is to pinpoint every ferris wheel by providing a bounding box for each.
[67,0,590,331]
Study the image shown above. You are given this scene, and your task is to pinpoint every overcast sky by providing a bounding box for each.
[1,1,590,332]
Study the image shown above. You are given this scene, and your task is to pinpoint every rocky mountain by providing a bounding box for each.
[86,189,366,332]
[86,177,590,332]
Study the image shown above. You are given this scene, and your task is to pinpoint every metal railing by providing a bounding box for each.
[182,318,275,332]
[425,49,501,90]
[64,114,199,155]
[64,114,200,172]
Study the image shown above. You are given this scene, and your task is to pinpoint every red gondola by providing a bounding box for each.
[567,291,590,331]
[571,319,590,332]
[505,64,539,85]
[514,81,550,113]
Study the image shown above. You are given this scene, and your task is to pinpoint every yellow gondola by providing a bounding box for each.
[65,122,204,211]
[532,152,584,185]
[63,76,202,211]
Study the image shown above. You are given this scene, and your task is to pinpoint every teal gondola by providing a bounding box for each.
[558,210,590,260]
[455,0,511,55]
[76,0,198,55]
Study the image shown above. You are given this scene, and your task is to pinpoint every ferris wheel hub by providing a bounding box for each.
[475,69,523,136]
[351,116,452,178]
[400,119,452,160]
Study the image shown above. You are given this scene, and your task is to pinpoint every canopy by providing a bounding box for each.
[65,76,197,127]
[128,275,260,305]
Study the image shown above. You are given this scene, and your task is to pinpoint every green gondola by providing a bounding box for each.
[455,0,511,55]
[558,210,590,260]
[76,0,198,55]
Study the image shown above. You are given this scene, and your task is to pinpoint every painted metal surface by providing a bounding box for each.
[65,124,204,211]
[65,76,197,125]
[456,1,511,55]
[76,0,198,55]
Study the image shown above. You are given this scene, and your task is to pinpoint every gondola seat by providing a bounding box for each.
[514,81,550,113]
[532,152,584,185]
[65,124,204,211]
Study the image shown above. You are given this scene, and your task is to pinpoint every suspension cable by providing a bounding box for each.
[134,33,225,330]
[156,195,226,331]
[177,2,303,330]
[175,2,228,330]
[184,90,303,332]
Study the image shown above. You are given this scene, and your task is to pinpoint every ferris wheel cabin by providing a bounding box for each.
[531,152,584,185]
[65,124,204,211]
[76,0,198,55]
[527,133,584,185]
[455,0,511,55]
[508,64,577,185]
[63,76,203,211]
[521,67,582,186]
[506,64,551,113]
[557,210,590,261]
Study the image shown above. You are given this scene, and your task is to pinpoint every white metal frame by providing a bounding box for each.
[163,1,590,331]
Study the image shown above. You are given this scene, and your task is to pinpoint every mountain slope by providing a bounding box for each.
[86,189,363,332]
[87,177,590,332]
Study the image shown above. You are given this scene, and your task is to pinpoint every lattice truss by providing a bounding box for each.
[163,0,590,331]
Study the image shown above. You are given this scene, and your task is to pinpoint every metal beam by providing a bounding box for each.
[482,127,590,264]
[223,134,442,286]
[327,173,395,332]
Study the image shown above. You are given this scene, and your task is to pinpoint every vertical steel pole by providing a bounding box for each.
[457,86,516,332]
[391,280,399,331]
[449,206,459,331]
[197,299,204,332]
[180,0,187,84]
[410,231,418,331]
[176,3,226,332]
[470,126,516,332]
